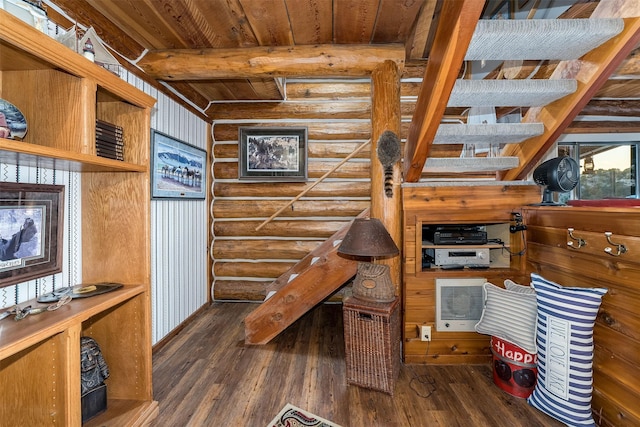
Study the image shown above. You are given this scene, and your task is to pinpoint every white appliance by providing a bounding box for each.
[436,277,485,332]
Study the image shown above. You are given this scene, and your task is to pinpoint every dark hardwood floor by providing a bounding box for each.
[150,302,563,426]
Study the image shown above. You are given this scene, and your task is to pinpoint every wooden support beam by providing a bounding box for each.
[500,14,640,180]
[138,44,405,80]
[371,60,402,296]
[580,99,640,117]
[403,1,484,182]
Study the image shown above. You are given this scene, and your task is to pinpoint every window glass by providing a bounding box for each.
[558,143,638,200]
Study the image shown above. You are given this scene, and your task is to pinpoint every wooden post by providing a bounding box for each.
[371,60,402,296]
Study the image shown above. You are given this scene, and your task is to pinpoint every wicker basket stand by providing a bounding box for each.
[342,296,400,395]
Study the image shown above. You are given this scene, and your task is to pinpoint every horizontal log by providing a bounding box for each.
[213,180,370,198]
[212,199,370,218]
[213,219,348,238]
[213,280,269,301]
[207,101,371,120]
[214,260,295,278]
[139,43,406,79]
[213,122,373,142]
[214,141,372,160]
[212,239,321,259]
[213,160,371,180]
[208,99,416,121]
[580,99,640,116]
[286,81,371,99]
[566,120,640,133]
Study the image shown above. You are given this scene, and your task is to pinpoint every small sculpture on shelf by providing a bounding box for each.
[83,37,95,62]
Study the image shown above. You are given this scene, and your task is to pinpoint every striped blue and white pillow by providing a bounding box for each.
[527,273,607,427]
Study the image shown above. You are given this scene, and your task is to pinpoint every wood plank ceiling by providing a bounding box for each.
[45,0,640,180]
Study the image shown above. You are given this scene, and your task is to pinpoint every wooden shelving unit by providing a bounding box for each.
[0,10,157,426]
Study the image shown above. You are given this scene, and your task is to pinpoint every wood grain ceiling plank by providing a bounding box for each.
[145,0,222,48]
[403,1,485,182]
[284,0,332,44]
[500,4,640,181]
[89,0,183,48]
[580,99,640,116]
[371,0,425,43]
[407,0,438,60]
[333,0,379,43]
[238,0,293,45]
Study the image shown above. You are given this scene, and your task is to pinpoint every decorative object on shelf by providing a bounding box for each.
[338,217,399,303]
[151,129,206,199]
[83,37,95,62]
[0,182,64,288]
[1,0,48,33]
[81,336,109,423]
[238,127,308,181]
[37,282,123,303]
[0,98,28,140]
[56,26,121,75]
[95,119,124,161]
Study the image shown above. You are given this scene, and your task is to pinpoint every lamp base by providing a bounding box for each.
[351,262,396,303]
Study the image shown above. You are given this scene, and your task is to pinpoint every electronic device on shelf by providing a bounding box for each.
[423,225,488,245]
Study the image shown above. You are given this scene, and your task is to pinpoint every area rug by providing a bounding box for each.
[268,403,342,427]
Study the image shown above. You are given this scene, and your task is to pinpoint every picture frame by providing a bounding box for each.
[151,129,207,200]
[0,182,64,288]
[239,127,308,181]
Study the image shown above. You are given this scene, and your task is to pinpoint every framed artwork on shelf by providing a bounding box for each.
[151,129,207,200]
[0,182,64,288]
[238,127,308,181]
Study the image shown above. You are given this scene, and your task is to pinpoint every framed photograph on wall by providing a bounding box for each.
[151,129,207,200]
[0,182,64,288]
[239,127,308,181]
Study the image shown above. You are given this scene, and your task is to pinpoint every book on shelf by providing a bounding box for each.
[96,150,124,161]
[96,137,124,148]
[96,119,123,133]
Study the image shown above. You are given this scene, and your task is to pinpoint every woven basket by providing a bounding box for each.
[343,297,400,395]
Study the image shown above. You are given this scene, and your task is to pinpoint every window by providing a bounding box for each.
[558,142,638,200]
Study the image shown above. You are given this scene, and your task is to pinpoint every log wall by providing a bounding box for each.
[523,206,640,427]
[212,78,419,301]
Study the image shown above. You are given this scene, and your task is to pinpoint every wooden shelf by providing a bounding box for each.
[0,8,157,426]
[0,285,145,360]
[0,138,147,173]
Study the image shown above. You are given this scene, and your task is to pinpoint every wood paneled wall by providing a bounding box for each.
[523,206,640,427]
[402,183,541,365]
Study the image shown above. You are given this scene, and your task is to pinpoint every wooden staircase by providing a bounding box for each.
[244,210,369,345]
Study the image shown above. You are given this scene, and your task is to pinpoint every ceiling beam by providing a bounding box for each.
[137,44,405,80]
[402,1,485,182]
[500,17,640,180]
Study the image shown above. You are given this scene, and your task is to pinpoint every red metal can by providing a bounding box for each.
[491,336,538,398]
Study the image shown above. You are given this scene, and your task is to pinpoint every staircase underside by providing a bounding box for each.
[244,211,368,345]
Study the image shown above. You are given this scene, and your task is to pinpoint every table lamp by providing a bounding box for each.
[338,217,399,303]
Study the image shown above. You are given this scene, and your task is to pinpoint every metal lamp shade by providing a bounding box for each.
[338,218,399,257]
[338,218,399,303]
